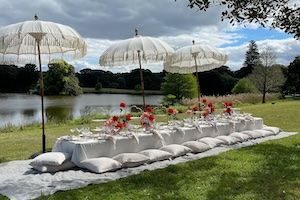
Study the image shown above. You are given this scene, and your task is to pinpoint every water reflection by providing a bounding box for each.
[22,109,35,117]
[0,93,163,128]
[46,106,74,122]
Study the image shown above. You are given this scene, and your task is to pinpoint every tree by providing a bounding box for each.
[231,78,257,94]
[284,56,300,95]
[248,47,286,103]
[17,64,39,92]
[235,40,261,78]
[161,73,197,101]
[198,66,238,95]
[95,81,102,91]
[0,64,38,93]
[44,60,82,96]
[181,0,300,39]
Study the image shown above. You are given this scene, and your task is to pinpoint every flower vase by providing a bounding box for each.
[144,125,151,132]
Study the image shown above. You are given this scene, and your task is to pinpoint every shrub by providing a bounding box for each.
[95,82,102,91]
[161,73,198,101]
[232,78,257,94]
[181,93,281,106]
[134,84,141,92]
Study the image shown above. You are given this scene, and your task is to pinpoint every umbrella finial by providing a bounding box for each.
[192,40,195,45]
[135,28,138,36]
[34,14,39,20]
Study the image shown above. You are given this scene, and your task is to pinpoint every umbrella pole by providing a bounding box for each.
[37,41,46,153]
[194,56,201,110]
[137,50,146,109]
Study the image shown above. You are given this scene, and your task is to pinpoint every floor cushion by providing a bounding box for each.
[253,129,275,137]
[112,153,149,168]
[216,135,240,145]
[30,152,71,167]
[241,130,264,139]
[198,137,225,148]
[262,126,280,134]
[81,157,121,173]
[139,149,172,162]
[182,141,211,153]
[160,144,192,157]
[31,159,75,173]
[230,132,251,141]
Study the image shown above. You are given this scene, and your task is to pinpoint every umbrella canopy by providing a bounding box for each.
[100,29,174,108]
[164,43,228,74]
[0,16,86,63]
[164,41,228,108]
[0,15,87,152]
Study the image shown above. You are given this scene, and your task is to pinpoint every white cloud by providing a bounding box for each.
[223,38,300,70]
[67,29,300,73]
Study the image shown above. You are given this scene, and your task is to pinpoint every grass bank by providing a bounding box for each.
[82,87,163,95]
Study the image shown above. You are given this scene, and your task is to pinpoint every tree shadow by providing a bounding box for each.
[205,142,300,200]
[0,157,8,164]
[28,148,52,159]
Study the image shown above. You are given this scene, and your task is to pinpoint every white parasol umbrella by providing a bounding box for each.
[164,40,228,108]
[100,29,174,108]
[0,15,87,152]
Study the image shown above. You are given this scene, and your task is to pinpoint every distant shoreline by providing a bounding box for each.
[82,87,163,95]
[0,88,163,96]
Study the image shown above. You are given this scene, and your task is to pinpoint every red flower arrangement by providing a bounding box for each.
[119,101,126,109]
[202,101,215,118]
[104,113,132,134]
[223,101,233,116]
[167,107,178,116]
[104,101,132,134]
[145,105,153,113]
[140,106,155,130]
[167,107,178,120]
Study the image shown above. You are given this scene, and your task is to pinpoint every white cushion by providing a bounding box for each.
[198,137,224,148]
[242,130,263,138]
[30,152,71,166]
[182,141,211,153]
[230,132,251,141]
[262,126,280,134]
[80,157,121,173]
[112,153,149,168]
[254,129,274,137]
[160,144,192,157]
[139,149,172,162]
[31,160,75,173]
[216,135,240,145]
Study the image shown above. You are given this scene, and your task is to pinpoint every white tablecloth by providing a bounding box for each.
[53,117,263,167]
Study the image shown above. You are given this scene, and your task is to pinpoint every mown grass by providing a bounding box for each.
[0,100,299,200]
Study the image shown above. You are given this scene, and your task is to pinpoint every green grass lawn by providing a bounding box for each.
[0,100,300,200]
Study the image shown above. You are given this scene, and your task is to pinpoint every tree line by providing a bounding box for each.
[0,40,299,102]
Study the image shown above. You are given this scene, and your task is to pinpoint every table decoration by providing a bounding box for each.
[140,106,155,131]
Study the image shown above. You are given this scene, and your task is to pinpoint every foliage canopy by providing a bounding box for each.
[181,0,300,39]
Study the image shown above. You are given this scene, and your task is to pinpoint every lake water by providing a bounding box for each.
[0,93,164,128]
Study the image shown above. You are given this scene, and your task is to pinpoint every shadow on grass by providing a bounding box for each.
[205,142,300,200]
[0,157,8,164]
[28,148,52,159]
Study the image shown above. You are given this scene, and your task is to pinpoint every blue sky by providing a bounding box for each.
[221,28,293,48]
[0,0,299,72]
